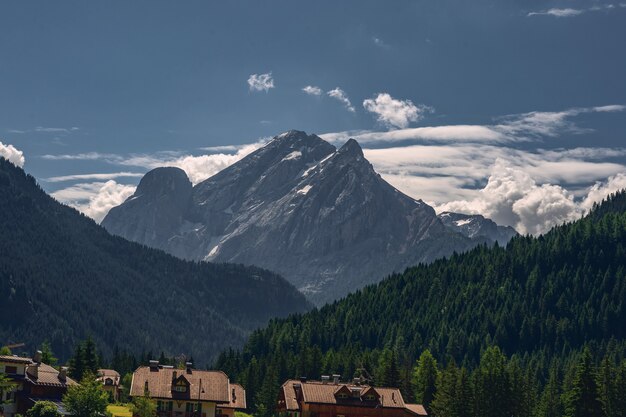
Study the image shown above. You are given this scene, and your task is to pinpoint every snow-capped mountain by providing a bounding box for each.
[438,212,517,245]
[102,130,512,304]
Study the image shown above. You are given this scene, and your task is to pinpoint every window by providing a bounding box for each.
[338,393,348,399]
[157,401,163,411]
[365,395,376,401]
[5,366,17,374]
[186,403,194,413]
[173,385,187,393]
[105,378,113,385]
[168,402,173,412]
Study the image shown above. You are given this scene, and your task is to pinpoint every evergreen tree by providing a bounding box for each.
[413,350,438,412]
[563,348,603,417]
[536,365,562,417]
[472,346,511,417]
[431,361,459,417]
[614,360,626,417]
[82,337,99,375]
[69,343,85,380]
[40,341,57,366]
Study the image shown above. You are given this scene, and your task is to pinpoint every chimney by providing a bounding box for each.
[186,362,193,374]
[299,377,307,383]
[232,388,236,403]
[332,374,340,385]
[33,350,42,364]
[353,378,360,385]
[172,371,178,381]
[59,367,68,382]
[28,364,39,380]
[149,360,159,371]
[321,375,330,384]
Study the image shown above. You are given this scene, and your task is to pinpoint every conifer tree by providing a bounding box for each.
[40,341,57,366]
[536,364,562,417]
[413,350,438,412]
[431,361,459,417]
[563,348,603,417]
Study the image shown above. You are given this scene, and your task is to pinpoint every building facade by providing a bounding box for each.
[96,369,123,402]
[277,377,428,417]
[129,361,245,417]
[0,353,77,417]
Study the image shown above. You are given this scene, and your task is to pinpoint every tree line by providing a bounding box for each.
[214,191,626,417]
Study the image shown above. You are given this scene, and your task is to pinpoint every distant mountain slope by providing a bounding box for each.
[104,131,512,305]
[217,190,626,408]
[0,158,311,363]
[438,212,517,244]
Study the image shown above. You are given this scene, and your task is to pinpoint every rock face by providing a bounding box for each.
[102,131,506,304]
[438,212,518,245]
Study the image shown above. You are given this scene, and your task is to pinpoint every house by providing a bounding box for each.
[277,376,428,417]
[0,352,77,417]
[129,361,246,417]
[96,369,122,402]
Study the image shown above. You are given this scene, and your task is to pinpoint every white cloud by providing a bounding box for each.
[528,4,625,17]
[45,172,144,183]
[528,8,583,17]
[0,141,25,167]
[119,142,265,185]
[52,180,136,223]
[581,173,626,211]
[327,87,356,113]
[302,85,323,96]
[363,93,433,129]
[42,152,119,161]
[247,72,274,92]
[435,160,581,235]
[322,104,626,144]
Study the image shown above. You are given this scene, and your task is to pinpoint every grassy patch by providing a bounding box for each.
[107,404,133,417]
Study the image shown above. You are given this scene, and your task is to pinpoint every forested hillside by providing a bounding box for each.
[216,191,626,416]
[0,158,311,363]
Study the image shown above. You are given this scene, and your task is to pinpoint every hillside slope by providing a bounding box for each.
[217,190,626,408]
[0,158,311,363]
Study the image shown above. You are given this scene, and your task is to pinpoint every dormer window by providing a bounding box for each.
[105,378,113,386]
[172,377,189,393]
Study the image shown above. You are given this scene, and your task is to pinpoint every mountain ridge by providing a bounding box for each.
[103,131,515,304]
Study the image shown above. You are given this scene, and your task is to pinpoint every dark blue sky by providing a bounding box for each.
[1,0,625,233]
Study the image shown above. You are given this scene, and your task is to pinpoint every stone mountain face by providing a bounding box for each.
[438,212,518,245]
[103,130,511,305]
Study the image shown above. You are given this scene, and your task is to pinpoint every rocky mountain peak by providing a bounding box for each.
[337,138,364,158]
[134,166,192,199]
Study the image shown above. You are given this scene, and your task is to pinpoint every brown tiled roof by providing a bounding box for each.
[281,380,407,409]
[97,369,121,385]
[405,404,428,416]
[130,366,233,404]
[222,383,246,409]
[25,363,77,387]
[0,355,33,364]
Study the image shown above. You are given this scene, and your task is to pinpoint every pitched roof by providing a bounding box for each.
[0,355,33,364]
[405,404,428,416]
[222,383,246,409]
[281,380,407,409]
[130,366,232,404]
[25,363,77,387]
